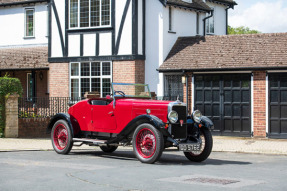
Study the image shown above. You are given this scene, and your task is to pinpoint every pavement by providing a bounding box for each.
[1,136,287,155]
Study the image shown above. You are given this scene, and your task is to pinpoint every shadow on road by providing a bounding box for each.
[69,150,252,166]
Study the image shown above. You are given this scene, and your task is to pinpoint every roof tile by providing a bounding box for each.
[160,33,287,71]
[0,46,49,70]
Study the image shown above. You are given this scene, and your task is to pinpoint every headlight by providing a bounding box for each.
[168,110,178,123]
[192,110,202,123]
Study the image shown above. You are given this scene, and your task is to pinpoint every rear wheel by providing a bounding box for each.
[184,128,213,162]
[100,145,118,153]
[132,123,164,164]
[51,120,73,154]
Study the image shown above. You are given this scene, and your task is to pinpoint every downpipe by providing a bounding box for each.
[203,10,214,36]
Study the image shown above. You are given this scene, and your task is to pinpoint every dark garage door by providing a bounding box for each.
[194,74,251,136]
[269,73,287,138]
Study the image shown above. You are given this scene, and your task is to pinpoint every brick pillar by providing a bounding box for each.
[253,71,267,138]
[5,94,19,138]
[49,63,69,97]
[183,73,192,114]
[113,60,145,84]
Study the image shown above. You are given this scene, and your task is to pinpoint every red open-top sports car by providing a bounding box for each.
[47,83,214,164]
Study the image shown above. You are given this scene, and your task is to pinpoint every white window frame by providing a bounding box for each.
[24,8,35,38]
[69,0,112,29]
[69,61,113,98]
[206,7,215,35]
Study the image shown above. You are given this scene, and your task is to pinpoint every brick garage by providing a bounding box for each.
[159,33,287,138]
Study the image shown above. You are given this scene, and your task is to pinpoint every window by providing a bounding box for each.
[206,9,214,34]
[25,9,34,37]
[169,6,172,31]
[164,75,183,100]
[27,73,33,99]
[70,62,112,98]
[69,0,111,29]
[196,12,199,35]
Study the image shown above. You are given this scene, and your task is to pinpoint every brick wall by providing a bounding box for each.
[183,73,192,114]
[18,118,50,138]
[5,94,19,138]
[113,60,145,84]
[253,71,266,137]
[49,63,69,97]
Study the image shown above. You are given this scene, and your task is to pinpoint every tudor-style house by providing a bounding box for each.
[48,0,236,99]
[0,0,49,98]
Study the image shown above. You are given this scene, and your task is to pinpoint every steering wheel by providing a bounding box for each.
[114,91,126,96]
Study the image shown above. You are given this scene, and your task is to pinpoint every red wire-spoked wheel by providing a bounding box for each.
[136,128,157,158]
[53,124,68,150]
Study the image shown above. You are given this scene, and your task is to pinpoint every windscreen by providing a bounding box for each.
[111,83,151,98]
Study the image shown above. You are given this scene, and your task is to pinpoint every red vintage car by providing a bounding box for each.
[47,83,213,164]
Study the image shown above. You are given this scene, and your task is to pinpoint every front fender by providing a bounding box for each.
[108,114,169,144]
[47,113,74,136]
[201,116,214,130]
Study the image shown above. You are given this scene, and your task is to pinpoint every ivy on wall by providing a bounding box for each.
[0,75,23,138]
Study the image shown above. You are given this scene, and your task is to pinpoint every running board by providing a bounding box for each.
[72,138,107,146]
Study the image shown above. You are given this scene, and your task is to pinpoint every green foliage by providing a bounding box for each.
[0,75,23,138]
[228,25,261,35]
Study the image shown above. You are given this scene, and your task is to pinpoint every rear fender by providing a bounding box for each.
[47,113,74,136]
[108,115,170,143]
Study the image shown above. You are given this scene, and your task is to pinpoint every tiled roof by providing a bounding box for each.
[0,46,49,70]
[159,33,287,72]
[0,0,47,6]
[167,0,212,12]
[208,0,237,5]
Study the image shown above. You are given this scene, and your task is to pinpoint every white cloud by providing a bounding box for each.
[229,0,287,33]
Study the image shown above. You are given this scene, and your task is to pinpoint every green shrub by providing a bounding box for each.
[0,75,23,138]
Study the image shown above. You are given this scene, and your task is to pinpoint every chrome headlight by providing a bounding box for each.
[168,110,178,123]
[192,110,202,123]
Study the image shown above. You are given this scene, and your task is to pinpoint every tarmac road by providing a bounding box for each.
[0,149,287,191]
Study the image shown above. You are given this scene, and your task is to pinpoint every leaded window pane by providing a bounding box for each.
[102,78,111,97]
[81,78,90,97]
[25,9,34,37]
[80,0,89,27]
[70,0,78,28]
[81,62,90,76]
[91,0,100,27]
[71,79,79,99]
[91,78,101,93]
[91,62,101,76]
[102,62,111,75]
[164,75,183,100]
[71,63,79,76]
[101,0,110,26]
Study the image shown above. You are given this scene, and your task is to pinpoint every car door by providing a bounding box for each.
[91,102,117,131]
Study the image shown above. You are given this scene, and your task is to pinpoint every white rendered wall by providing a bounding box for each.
[116,0,132,55]
[0,3,48,47]
[138,0,143,55]
[145,3,200,96]
[51,0,66,57]
[206,2,227,35]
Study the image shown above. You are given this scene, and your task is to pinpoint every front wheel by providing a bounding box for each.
[184,128,213,162]
[51,119,73,154]
[132,123,164,164]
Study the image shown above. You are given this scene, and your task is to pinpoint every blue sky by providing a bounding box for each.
[229,0,287,33]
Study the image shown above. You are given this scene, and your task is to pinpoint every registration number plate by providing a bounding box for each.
[179,143,201,152]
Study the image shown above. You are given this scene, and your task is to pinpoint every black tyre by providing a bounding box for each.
[184,128,213,162]
[51,119,73,154]
[100,145,118,153]
[132,123,164,164]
